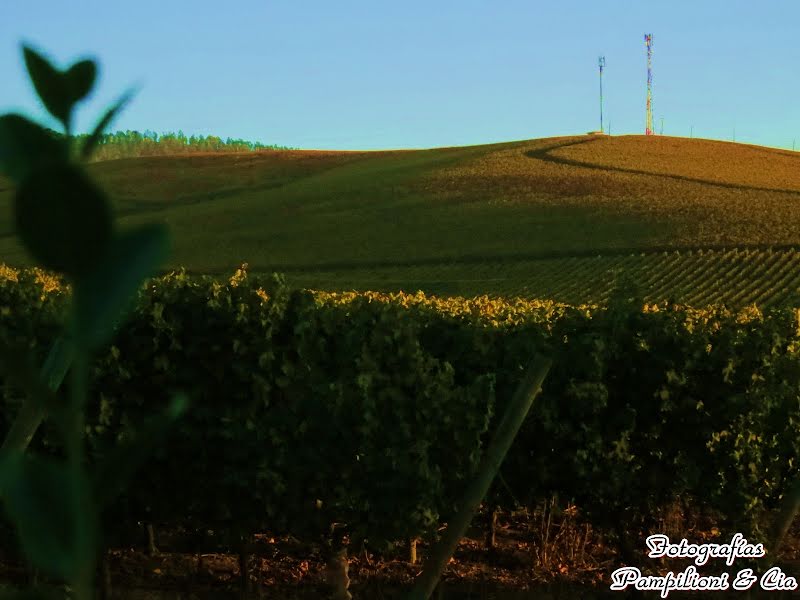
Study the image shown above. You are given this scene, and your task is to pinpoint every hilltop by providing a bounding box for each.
[3,134,800,306]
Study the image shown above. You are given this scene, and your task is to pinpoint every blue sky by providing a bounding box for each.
[2,1,799,151]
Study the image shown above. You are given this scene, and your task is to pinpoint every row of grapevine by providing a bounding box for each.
[3,264,800,565]
[281,247,800,308]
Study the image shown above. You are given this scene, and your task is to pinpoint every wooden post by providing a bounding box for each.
[326,547,352,600]
[485,507,499,551]
[408,538,418,565]
[407,356,551,600]
[145,523,158,556]
[239,533,252,600]
[98,549,112,600]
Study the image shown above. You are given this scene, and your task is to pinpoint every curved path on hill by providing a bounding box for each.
[527,137,800,197]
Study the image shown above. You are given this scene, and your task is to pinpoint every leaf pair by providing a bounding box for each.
[22,46,95,133]
[20,44,138,162]
[0,45,136,184]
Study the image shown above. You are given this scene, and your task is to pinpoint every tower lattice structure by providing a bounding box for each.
[645,34,653,135]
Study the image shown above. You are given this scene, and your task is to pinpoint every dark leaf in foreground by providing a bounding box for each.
[73,223,170,348]
[13,163,113,278]
[23,45,71,127]
[22,45,96,130]
[63,59,96,105]
[0,114,66,183]
[0,454,96,581]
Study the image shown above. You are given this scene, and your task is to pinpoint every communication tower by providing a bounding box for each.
[645,34,653,135]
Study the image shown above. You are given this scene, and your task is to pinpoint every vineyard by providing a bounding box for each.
[4,134,800,304]
[6,101,800,596]
[280,247,800,308]
[3,264,800,597]
[6,31,800,600]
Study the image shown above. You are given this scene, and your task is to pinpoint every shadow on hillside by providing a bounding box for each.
[524,139,800,197]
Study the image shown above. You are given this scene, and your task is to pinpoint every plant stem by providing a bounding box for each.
[69,346,94,600]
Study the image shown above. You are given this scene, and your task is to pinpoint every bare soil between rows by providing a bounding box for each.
[3,505,800,598]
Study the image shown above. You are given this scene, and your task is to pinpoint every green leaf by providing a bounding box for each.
[73,223,170,349]
[22,46,96,131]
[0,114,67,183]
[0,454,96,581]
[64,59,96,104]
[13,163,113,278]
[81,87,138,160]
[22,45,71,127]
[92,393,188,508]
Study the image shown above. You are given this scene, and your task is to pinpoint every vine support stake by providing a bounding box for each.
[407,355,551,600]
[768,477,800,559]
[0,335,74,456]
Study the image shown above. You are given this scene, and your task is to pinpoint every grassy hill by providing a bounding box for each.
[3,134,800,307]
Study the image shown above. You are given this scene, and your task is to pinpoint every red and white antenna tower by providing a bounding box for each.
[645,33,654,135]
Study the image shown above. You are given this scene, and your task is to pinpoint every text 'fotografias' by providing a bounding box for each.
[645,533,765,566]
[609,533,797,596]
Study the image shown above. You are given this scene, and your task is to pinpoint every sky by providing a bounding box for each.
[2,1,799,151]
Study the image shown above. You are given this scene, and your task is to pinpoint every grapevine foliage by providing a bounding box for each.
[3,265,799,555]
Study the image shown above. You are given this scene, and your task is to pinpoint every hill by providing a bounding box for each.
[3,134,800,307]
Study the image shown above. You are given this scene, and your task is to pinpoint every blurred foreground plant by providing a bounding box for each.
[0,44,186,599]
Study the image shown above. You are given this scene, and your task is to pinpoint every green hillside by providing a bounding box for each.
[4,134,800,307]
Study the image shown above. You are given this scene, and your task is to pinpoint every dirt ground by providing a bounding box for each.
[2,504,800,599]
